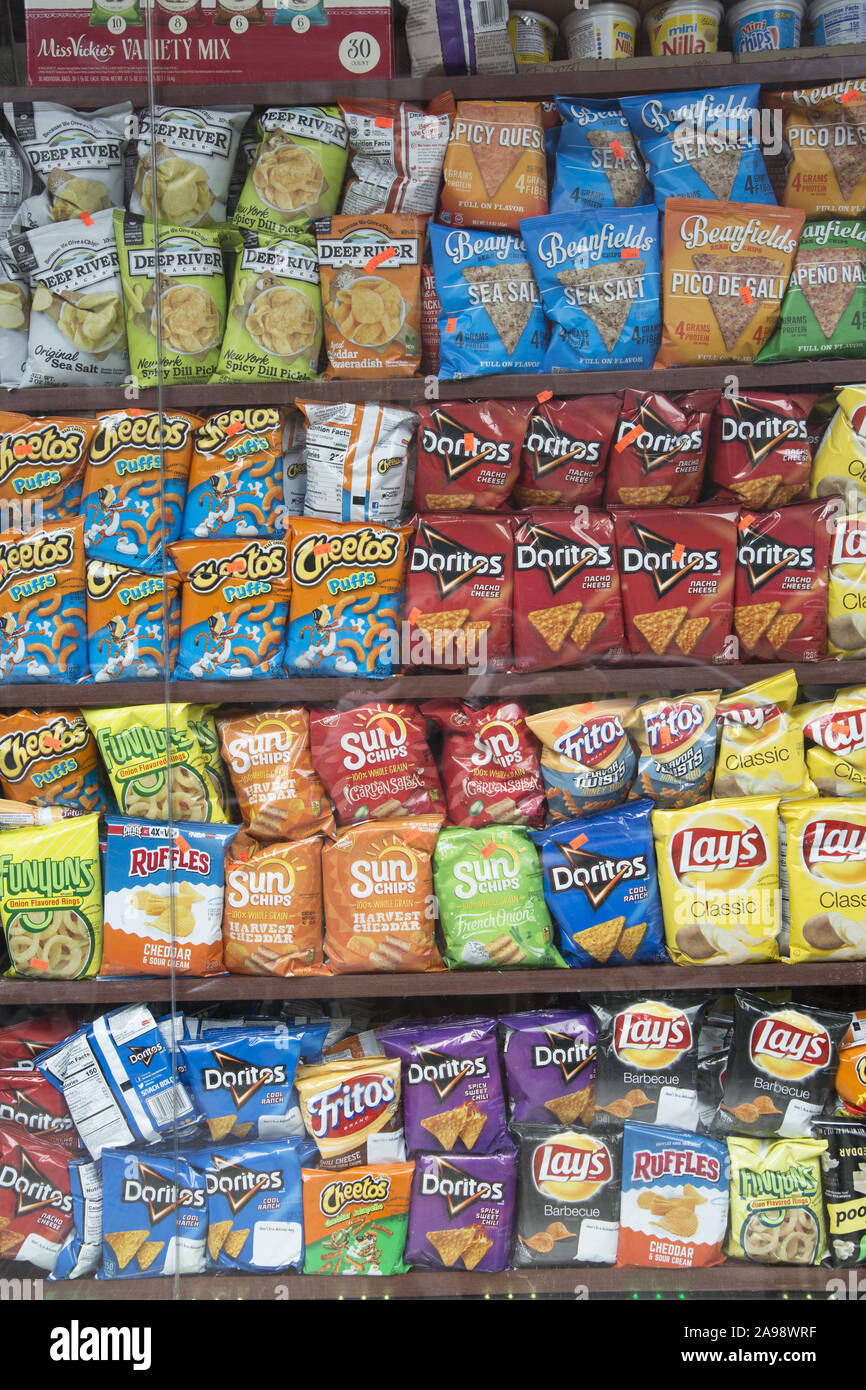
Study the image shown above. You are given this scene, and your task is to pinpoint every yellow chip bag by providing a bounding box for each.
[796,687,866,791]
[187,703,232,819]
[0,813,102,979]
[827,514,866,658]
[652,795,781,966]
[811,385,866,513]
[85,704,227,825]
[781,799,866,961]
[726,1135,828,1264]
[714,669,815,801]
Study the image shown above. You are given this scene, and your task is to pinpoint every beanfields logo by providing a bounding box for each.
[613,1003,692,1069]
[670,811,768,891]
[749,1011,832,1080]
[802,818,866,885]
[532,1133,613,1202]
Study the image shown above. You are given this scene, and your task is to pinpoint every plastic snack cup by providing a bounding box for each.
[562,2,639,57]
[727,0,804,49]
[808,0,866,43]
[644,0,722,53]
[508,8,559,63]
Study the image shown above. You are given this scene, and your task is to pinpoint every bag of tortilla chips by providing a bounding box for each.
[767,81,866,217]
[440,100,547,233]
[551,97,649,212]
[760,219,866,362]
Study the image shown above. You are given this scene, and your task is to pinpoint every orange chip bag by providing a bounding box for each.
[223,830,325,977]
[657,198,804,367]
[0,708,108,815]
[169,537,291,680]
[767,82,866,217]
[182,407,285,542]
[218,707,335,843]
[323,815,442,974]
[0,412,95,526]
[317,213,424,377]
[86,560,180,682]
[440,101,547,233]
[0,516,88,684]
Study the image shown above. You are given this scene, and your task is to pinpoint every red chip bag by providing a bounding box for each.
[734,500,834,662]
[413,399,533,512]
[406,514,513,669]
[604,389,718,507]
[0,1122,80,1268]
[514,395,620,508]
[218,708,335,842]
[512,508,625,671]
[421,265,441,376]
[422,700,545,828]
[710,391,818,509]
[309,702,442,825]
[0,1068,79,1151]
[0,1012,79,1067]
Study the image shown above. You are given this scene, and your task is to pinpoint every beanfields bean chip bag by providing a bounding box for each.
[85,703,226,824]
[440,101,546,232]
[759,219,866,362]
[317,213,424,378]
[433,825,565,970]
[170,537,291,680]
[551,98,649,213]
[182,407,284,542]
[0,517,87,684]
[0,813,102,979]
[423,700,545,828]
[0,413,95,524]
[0,709,108,815]
[766,81,866,218]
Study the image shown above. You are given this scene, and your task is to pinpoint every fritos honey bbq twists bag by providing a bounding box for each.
[381,1017,508,1154]
[780,800,866,963]
[234,106,349,237]
[766,81,866,217]
[309,702,442,825]
[657,198,804,367]
[86,561,180,683]
[713,670,815,800]
[286,518,412,680]
[413,398,532,513]
[218,708,334,844]
[604,390,717,508]
[79,410,199,573]
[317,213,424,378]
[617,1121,728,1270]
[406,1149,517,1273]
[423,700,545,829]
[709,391,816,509]
[169,538,291,680]
[0,516,87,684]
[734,501,834,662]
[406,514,513,670]
[0,413,95,525]
[0,813,102,980]
[181,407,284,541]
[628,692,719,807]
[526,701,637,820]
[0,710,108,815]
[295,1056,405,1170]
[440,101,547,233]
[85,704,227,824]
[593,995,705,1131]
[653,794,782,967]
[501,1008,597,1127]
[612,504,738,663]
[726,1135,829,1265]
[514,1126,621,1268]
[223,832,324,977]
[302,1162,415,1276]
[514,395,620,508]
[512,508,625,671]
[323,815,442,974]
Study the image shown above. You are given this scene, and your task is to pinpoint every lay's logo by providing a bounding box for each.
[803,710,866,756]
[802,818,866,880]
[718,702,780,730]
[749,1012,831,1079]
[532,1133,612,1202]
[671,819,767,880]
[831,516,866,566]
[613,1004,692,1069]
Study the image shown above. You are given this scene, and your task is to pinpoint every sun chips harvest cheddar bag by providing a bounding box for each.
[527,701,636,820]
[440,101,547,232]
[0,709,107,815]
[714,670,815,800]
[617,1122,728,1269]
[218,707,334,844]
[317,213,424,377]
[734,501,834,662]
[726,1136,828,1264]
[222,833,324,977]
[513,1125,621,1267]
[302,1162,415,1276]
[767,81,866,217]
[310,703,441,825]
[0,517,87,684]
[85,704,226,824]
[0,412,95,524]
[781,800,866,962]
[170,538,291,680]
[594,996,704,1130]
[0,814,102,979]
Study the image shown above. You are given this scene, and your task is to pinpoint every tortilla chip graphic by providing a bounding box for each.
[734,601,780,649]
[617,921,647,959]
[573,915,625,964]
[426,1226,474,1267]
[766,611,802,649]
[463,1224,494,1271]
[617,484,672,505]
[106,1229,150,1271]
[206,1114,238,1142]
[556,258,645,352]
[544,1088,591,1125]
[809,107,866,200]
[461,262,538,354]
[528,600,583,652]
[420,1102,471,1151]
[586,128,647,205]
[671,126,741,200]
[472,138,524,200]
[676,616,709,655]
[571,610,604,650]
[207,1220,233,1262]
[224,1228,249,1259]
[692,252,779,352]
[137,1240,165,1272]
[735,474,781,508]
[633,606,687,655]
[461,1106,487,1151]
[795,246,862,339]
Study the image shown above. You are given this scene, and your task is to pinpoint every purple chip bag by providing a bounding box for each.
[380,1017,508,1155]
[405,1150,517,1273]
[501,1009,598,1126]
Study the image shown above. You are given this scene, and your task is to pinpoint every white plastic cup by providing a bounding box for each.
[727,0,804,50]
[809,0,866,45]
[561,2,640,59]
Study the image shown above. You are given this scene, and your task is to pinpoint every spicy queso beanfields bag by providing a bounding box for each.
[440,101,547,232]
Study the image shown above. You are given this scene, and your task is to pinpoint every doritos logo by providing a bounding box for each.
[749,1013,832,1080]
[515,525,610,592]
[620,522,719,596]
[122,1161,204,1223]
[202,1049,287,1108]
[205,1156,281,1214]
[550,842,647,907]
[0,1151,70,1217]
[407,1049,488,1099]
[524,419,602,476]
[0,1085,72,1137]
[613,1005,692,1068]
[532,1134,612,1201]
[719,399,805,468]
[531,1032,595,1084]
[615,401,702,471]
[419,1159,504,1215]
[420,411,512,479]
[126,1043,163,1069]
[737,523,814,589]
[409,523,505,597]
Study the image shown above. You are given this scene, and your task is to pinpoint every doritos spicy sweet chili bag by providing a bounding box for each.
[413,398,532,512]
[439,101,547,233]
[405,1149,517,1273]
[604,389,718,508]
[514,394,620,508]
[407,514,513,670]
[734,501,834,662]
[500,1008,597,1127]
[422,700,545,828]
[380,1017,509,1155]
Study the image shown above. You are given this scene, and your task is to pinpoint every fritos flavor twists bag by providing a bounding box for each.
[0,413,95,524]
[781,800,866,963]
[295,1056,405,1170]
[317,213,424,378]
[413,398,532,512]
[0,517,88,684]
[726,1135,828,1265]
[629,692,719,807]
[85,703,226,824]
[657,198,804,366]
[0,709,108,815]
[222,832,324,977]
[604,390,717,508]
[714,670,815,800]
[710,391,816,509]
[322,815,442,974]
[86,560,180,683]
[514,395,620,508]
[767,81,866,217]
[218,708,334,844]
[440,101,547,232]
[617,1122,728,1270]
[181,407,284,542]
[0,813,102,980]
[169,537,291,681]
[309,703,441,825]
[526,701,637,820]
[423,700,545,828]
[406,514,513,670]
[734,501,834,663]
[286,518,412,680]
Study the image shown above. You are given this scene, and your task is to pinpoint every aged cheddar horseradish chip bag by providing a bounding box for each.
[130,105,249,228]
[811,385,866,513]
[323,815,442,974]
[522,207,661,372]
[515,394,620,508]
[550,98,649,214]
[215,229,322,383]
[834,1014,866,1117]
[298,401,414,525]
[0,517,87,684]
[440,101,547,232]
[234,106,349,237]
[381,1017,509,1154]
[713,670,815,800]
[339,97,451,216]
[180,1027,303,1141]
[433,825,565,970]
[734,501,834,662]
[223,832,324,977]
[6,100,130,228]
[0,1067,78,1151]
[0,413,95,525]
[653,794,781,967]
[302,1162,415,1276]
[218,707,334,844]
[727,1135,829,1265]
[101,1147,207,1279]
[500,1007,597,1127]
[286,518,411,679]
[828,515,866,658]
[781,800,866,963]
[710,391,815,509]
[422,700,545,828]
[658,198,804,366]
[0,1122,97,1273]
[170,537,291,680]
[310,702,441,825]
[527,701,637,819]
[767,81,866,217]
[593,995,705,1132]
[317,213,424,378]
[405,1149,517,1273]
[80,409,200,572]
[0,812,102,979]
[406,514,513,670]
[613,504,738,663]
[85,703,226,824]
[0,709,108,815]
[617,1121,728,1269]
[295,1056,405,1170]
[413,398,532,512]
[760,219,866,362]
[86,560,180,683]
[532,800,667,968]
[629,692,720,807]
[429,223,546,378]
[514,1125,621,1267]
[512,508,625,670]
[182,407,284,542]
[604,390,717,508]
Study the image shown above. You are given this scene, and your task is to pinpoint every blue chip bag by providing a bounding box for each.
[530,800,667,968]
[521,207,661,372]
[0,517,88,684]
[86,560,180,683]
[100,1146,207,1278]
[180,1027,303,1141]
[203,1137,304,1271]
[620,86,775,210]
[551,99,650,213]
[428,222,547,379]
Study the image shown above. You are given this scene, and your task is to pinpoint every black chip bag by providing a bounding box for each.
[513,1125,621,1267]
[593,995,705,1133]
[814,1117,866,1268]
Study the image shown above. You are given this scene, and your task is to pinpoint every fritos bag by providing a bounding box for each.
[0,813,102,980]
[709,390,816,509]
[714,670,815,800]
[0,517,88,684]
[295,1056,404,1169]
[322,815,442,973]
[767,81,866,217]
[85,703,227,824]
[406,513,513,670]
[218,707,334,843]
[223,831,324,977]
[734,501,834,662]
[629,691,720,807]
[514,395,620,508]
[605,389,717,507]
[169,537,291,680]
[526,701,637,820]
[0,709,108,815]
[181,407,284,541]
[309,702,441,825]
[317,213,424,378]
[413,398,532,512]
[423,700,545,828]
[440,101,547,232]
[0,413,95,524]
[657,197,804,366]
[86,560,180,682]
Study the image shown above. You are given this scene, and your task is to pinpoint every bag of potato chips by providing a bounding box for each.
[715,670,815,800]
[85,704,226,824]
[440,101,547,233]
[0,239,29,387]
[811,385,866,514]
[6,101,130,227]
[796,688,866,795]
[828,514,866,658]
[781,799,866,962]
[234,106,348,237]
[214,228,322,383]
[317,213,424,378]
[130,105,250,227]
[0,813,102,979]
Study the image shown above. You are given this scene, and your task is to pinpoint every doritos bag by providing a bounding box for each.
[181,407,284,541]
[413,398,532,512]
[604,389,717,507]
[0,1012,79,1068]
[713,670,815,800]
[309,702,441,824]
[0,517,87,683]
[223,832,324,977]
[0,1067,79,1151]
[0,413,94,524]
[0,1121,96,1273]
[551,98,649,213]
[423,700,545,828]
[514,394,620,508]
[710,390,816,509]
[767,81,866,217]
[218,707,334,843]
[405,1150,517,1272]
[526,701,637,820]
[440,100,547,232]
[734,501,834,662]
[180,1027,303,1141]
[101,1146,206,1278]
[317,213,424,378]
[0,709,108,815]
[86,560,180,682]
[380,1017,508,1155]
[759,219,866,362]
[169,537,291,680]
[500,1008,597,1127]
[406,514,513,670]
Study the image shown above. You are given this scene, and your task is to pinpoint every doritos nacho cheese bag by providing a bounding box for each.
[0,813,102,979]
[0,1123,97,1274]
[515,394,620,508]
[760,219,866,363]
[767,81,866,218]
[407,514,513,670]
[781,800,866,963]
[86,560,180,683]
[0,413,95,525]
[223,831,324,977]
[0,709,108,816]
[527,701,636,820]
[217,707,334,844]
[181,407,284,542]
[170,537,291,680]
[317,213,424,378]
[423,700,544,828]
[440,101,547,233]
[413,398,531,512]
[605,389,717,508]
[714,670,815,800]
[710,390,815,509]
[734,501,834,662]
[657,198,804,366]
[286,517,411,679]
[0,517,87,684]
[85,704,226,824]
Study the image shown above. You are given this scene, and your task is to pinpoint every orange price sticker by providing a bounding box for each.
[672,543,685,564]
[552,719,571,739]
[408,607,420,624]
[536,389,553,403]
[226,558,246,574]
[374,115,394,127]
[80,211,94,226]
[610,140,626,161]
[225,421,244,436]
[621,247,639,259]
[313,543,330,556]
[568,833,588,851]
[740,286,754,306]
[174,833,191,855]
[480,840,499,859]
[739,512,756,531]
[365,247,396,274]
[463,432,475,451]
[29,958,49,971]
[842,88,859,104]
[615,424,642,452]
[446,317,457,333]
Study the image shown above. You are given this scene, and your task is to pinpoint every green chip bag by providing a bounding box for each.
[84,703,228,825]
[213,228,322,382]
[233,106,348,237]
[759,219,866,362]
[114,210,230,386]
[90,0,142,25]
[433,825,566,970]
[187,702,232,818]
[0,814,102,979]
